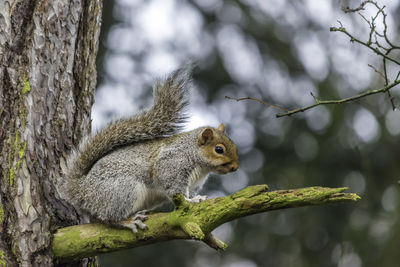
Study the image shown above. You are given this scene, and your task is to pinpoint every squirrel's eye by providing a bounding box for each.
[215,146,224,154]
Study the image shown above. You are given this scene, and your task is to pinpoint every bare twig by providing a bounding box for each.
[358,12,371,28]
[332,1,400,66]
[225,96,289,112]
[330,26,400,66]
[396,71,400,82]
[275,80,400,118]
[368,64,386,80]
[386,90,396,111]
[380,4,400,50]
[339,0,369,13]
[311,92,319,103]
[275,1,400,117]
[382,57,397,110]
[225,0,400,117]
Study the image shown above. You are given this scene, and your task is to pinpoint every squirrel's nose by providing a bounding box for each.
[230,164,238,172]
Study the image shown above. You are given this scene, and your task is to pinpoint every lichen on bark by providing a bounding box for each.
[8,132,26,186]
[0,0,102,265]
[0,250,5,267]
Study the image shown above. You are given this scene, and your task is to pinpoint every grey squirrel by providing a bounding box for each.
[59,66,239,232]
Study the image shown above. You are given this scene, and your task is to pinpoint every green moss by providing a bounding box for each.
[89,257,98,267]
[181,222,204,240]
[0,250,5,267]
[7,76,30,186]
[22,77,31,94]
[0,205,4,224]
[19,143,26,159]
[11,244,17,258]
[8,132,26,186]
[9,169,15,186]
[53,186,361,262]
[53,224,139,263]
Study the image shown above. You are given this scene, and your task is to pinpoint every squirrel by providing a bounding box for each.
[58,66,239,232]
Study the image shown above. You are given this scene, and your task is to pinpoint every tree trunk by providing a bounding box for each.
[0,0,102,266]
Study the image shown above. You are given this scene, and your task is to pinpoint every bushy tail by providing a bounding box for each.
[65,66,191,181]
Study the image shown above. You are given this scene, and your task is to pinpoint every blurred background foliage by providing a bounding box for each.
[93,0,400,266]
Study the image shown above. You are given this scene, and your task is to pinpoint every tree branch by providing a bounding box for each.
[329,25,400,66]
[52,185,360,263]
[275,80,400,117]
[226,1,400,117]
[224,96,289,112]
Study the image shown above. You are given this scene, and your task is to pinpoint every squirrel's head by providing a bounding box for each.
[198,124,239,174]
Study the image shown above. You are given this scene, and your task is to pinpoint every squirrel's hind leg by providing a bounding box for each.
[118,210,148,233]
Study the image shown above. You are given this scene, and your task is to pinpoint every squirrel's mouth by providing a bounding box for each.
[215,169,229,175]
[215,163,239,174]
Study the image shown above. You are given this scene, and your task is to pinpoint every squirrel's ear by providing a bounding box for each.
[198,128,214,145]
[217,123,225,132]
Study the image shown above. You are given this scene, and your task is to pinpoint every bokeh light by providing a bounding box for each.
[96,0,400,266]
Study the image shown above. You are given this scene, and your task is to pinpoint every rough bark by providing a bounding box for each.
[0,0,101,266]
[0,1,361,266]
[51,186,360,263]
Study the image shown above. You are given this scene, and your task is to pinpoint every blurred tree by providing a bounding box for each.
[95,0,400,267]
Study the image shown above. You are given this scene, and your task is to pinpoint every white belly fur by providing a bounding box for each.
[188,166,209,192]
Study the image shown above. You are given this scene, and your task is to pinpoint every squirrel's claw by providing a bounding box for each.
[120,210,148,233]
[134,209,148,220]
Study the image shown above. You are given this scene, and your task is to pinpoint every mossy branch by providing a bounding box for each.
[52,185,360,263]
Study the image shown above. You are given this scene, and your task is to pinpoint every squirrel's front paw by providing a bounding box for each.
[186,195,207,203]
[120,210,148,233]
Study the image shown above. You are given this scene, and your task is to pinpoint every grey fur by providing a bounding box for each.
[69,128,211,222]
[59,67,239,230]
[65,66,191,183]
